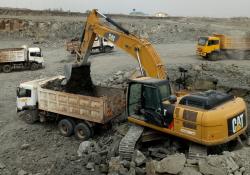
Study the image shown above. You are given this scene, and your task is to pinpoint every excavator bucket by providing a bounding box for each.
[64,63,95,95]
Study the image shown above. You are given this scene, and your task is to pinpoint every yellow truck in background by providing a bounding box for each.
[196,34,250,60]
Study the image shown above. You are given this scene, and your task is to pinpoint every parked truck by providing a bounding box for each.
[66,36,114,54]
[16,76,126,140]
[196,34,250,60]
[0,47,44,73]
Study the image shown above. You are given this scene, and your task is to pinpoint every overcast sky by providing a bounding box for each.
[0,0,250,17]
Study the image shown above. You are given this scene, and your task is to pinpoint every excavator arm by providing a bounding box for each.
[76,9,167,80]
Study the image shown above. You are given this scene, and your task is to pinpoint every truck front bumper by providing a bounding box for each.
[196,51,207,57]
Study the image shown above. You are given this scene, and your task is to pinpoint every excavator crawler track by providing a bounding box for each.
[188,143,207,159]
[119,124,144,160]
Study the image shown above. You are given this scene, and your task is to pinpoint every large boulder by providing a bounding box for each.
[198,159,227,175]
[18,170,28,175]
[154,153,186,174]
[146,161,157,175]
[179,167,202,175]
[77,141,93,156]
[146,153,186,175]
[134,150,146,166]
[0,162,6,169]
[86,162,95,171]
[108,157,127,174]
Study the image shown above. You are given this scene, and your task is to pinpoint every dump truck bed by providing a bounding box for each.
[213,34,250,51]
[38,76,126,124]
[0,48,26,63]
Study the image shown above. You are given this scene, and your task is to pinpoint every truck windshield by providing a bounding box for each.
[17,87,31,98]
[30,52,42,57]
[198,37,208,46]
[159,84,171,101]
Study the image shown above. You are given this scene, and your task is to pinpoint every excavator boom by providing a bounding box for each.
[66,9,167,81]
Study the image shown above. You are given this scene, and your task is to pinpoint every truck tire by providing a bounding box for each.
[67,118,76,128]
[2,64,12,73]
[58,119,74,137]
[23,110,38,124]
[30,63,39,71]
[74,122,92,140]
[208,52,219,61]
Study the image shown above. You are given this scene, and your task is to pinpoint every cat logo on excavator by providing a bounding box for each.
[228,112,246,135]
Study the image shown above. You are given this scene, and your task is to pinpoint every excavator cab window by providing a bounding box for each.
[128,83,142,115]
[128,82,162,113]
[128,81,174,127]
[158,84,171,101]
[128,83,162,116]
[142,85,161,110]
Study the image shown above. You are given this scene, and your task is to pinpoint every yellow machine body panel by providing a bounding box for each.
[128,94,247,146]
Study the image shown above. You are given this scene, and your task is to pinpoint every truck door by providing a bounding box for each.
[208,40,220,53]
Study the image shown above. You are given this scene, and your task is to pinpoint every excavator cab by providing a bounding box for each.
[127,77,176,128]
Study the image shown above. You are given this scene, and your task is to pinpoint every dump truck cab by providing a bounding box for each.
[92,37,114,53]
[27,47,44,65]
[196,36,220,58]
[17,78,46,111]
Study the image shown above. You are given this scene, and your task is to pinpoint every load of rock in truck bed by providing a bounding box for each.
[43,65,98,96]
[42,64,126,99]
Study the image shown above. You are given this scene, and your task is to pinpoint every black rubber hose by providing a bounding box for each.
[105,17,130,35]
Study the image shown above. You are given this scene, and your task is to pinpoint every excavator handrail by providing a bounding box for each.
[77,9,167,80]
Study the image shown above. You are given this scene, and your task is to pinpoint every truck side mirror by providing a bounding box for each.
[168,95,177,104]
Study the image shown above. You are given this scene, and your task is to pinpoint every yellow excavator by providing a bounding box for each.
[66,9,248,159]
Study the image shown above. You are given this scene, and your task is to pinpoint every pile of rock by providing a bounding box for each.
[195,152,246,175]
[76,128,189,175]
[97,70,132,88]
[76,134,123,174]
[76,134,249,175]
[146,153,187,175]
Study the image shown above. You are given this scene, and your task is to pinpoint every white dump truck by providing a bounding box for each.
[0,47,44,73]
[16,76,126,140]
[66,36,114,54]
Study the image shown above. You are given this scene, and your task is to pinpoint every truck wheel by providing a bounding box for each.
[74,123,92,140]
[2,65,12,73]
[67,118,76,128]
[23,110,38,124]
[30,63,39,70]
[58,119,74,137]
[209,52,219,61]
